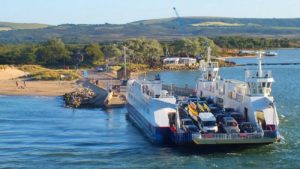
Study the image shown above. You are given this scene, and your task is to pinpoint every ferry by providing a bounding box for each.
[194,47,280,145]
[126,47,281,146]
[126,74,177,143]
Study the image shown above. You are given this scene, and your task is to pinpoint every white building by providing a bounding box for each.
[163,57,197,66]
[179,57,197,66]
[163,57,180,65]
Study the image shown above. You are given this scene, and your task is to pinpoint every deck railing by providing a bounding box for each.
[162,84,195,96]
[245,70,272,79]
[192,131,276,141]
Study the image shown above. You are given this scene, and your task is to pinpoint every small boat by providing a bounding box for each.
[264,51,278,56]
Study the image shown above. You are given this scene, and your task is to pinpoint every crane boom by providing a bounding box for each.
[173,7,186,36]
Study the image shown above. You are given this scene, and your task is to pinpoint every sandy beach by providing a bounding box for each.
[0,80,78,96]
[0,66,79,96]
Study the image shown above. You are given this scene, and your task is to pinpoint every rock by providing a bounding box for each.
[64,88,96,108]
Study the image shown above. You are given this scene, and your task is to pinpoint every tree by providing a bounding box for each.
[36,38,70,66]
[123,38,163,65]
[18,46,37,64]
[172,37,221,58]
[84,43,104,66]
[102,44,122,59]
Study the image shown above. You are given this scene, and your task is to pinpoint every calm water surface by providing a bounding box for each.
[1,49,300,168]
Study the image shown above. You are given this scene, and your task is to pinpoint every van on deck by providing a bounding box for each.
[198,112,218,133]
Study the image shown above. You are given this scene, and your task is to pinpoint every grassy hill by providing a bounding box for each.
[1,17,300,43]
[0,22,49,31]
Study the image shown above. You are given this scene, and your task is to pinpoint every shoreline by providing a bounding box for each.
[0,80,79,96]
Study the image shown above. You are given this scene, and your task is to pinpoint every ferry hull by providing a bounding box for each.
[126,104,172,144]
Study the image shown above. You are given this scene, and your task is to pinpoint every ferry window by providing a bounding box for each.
[267,83,271,88]
[262,82,266,87]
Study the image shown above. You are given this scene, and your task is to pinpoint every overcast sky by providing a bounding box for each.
[1,0,299,25]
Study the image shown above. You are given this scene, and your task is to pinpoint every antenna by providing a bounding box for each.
[123,46,127,80]
[258,51,263,77]
[207,46,211,63]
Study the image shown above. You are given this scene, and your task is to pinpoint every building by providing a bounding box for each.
[178,57,197,66]
[163,57,180,65]
[163,57,197,66]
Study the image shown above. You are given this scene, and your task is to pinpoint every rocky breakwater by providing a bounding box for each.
[64,80,109,108]
[64,88,96,108]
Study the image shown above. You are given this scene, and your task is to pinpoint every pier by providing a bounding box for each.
[238,62,300,66]
[86,70,126,108]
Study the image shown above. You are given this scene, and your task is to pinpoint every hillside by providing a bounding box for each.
[0,22,49,31]
[1,17,300,43]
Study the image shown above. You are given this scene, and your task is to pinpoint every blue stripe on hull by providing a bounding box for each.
[127,104,171,144]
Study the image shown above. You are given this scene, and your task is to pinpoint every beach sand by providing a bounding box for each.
[0,66,79,96]
[0,80,78,96]
[0,66,28,80]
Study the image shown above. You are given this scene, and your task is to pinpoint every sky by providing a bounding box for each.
[0,0,299,25]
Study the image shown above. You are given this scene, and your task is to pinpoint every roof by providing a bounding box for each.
[223,116,236,122]
[199,112,216,121]
[181,118,192,122]
[163,57,180,62]
[179,57,196,61]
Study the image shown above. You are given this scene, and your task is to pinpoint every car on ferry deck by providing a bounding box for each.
[230,112,246,124]
[181,118,199,133]
[240,122,256,133]
[198,112,218,133]
[220,116,240,133]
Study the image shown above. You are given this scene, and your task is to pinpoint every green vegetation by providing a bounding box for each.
[0,37,220,70]
[126,63,149,72]
[167,37,221,57]
[0,22,49,31]
[18,65,81,80]
[0,36,299,74]
[212,36,291,49]
[192,22,244,27]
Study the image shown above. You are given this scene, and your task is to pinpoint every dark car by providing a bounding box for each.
[230,112,246,124]
[216,113,230,124]
[224,108,235,113]
[240,122,256,133]
[96,66,106,72]
[185,125,199,133]
[181,118,199,133]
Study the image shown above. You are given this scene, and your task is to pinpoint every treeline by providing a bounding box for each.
[0,36,299,68]
[212,36,292,49]
[0,37,220,68]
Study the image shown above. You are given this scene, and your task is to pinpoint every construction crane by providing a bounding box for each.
[173,7,186,37]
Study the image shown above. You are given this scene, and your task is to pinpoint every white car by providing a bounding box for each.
[220,116,240,133]
[198,112,218,133]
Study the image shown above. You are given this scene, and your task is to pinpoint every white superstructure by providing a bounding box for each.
[196,47,280,134]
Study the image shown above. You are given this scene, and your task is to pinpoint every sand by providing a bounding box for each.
[0,66,28,80]
[0,66,79,96]
[0,80,78,96]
